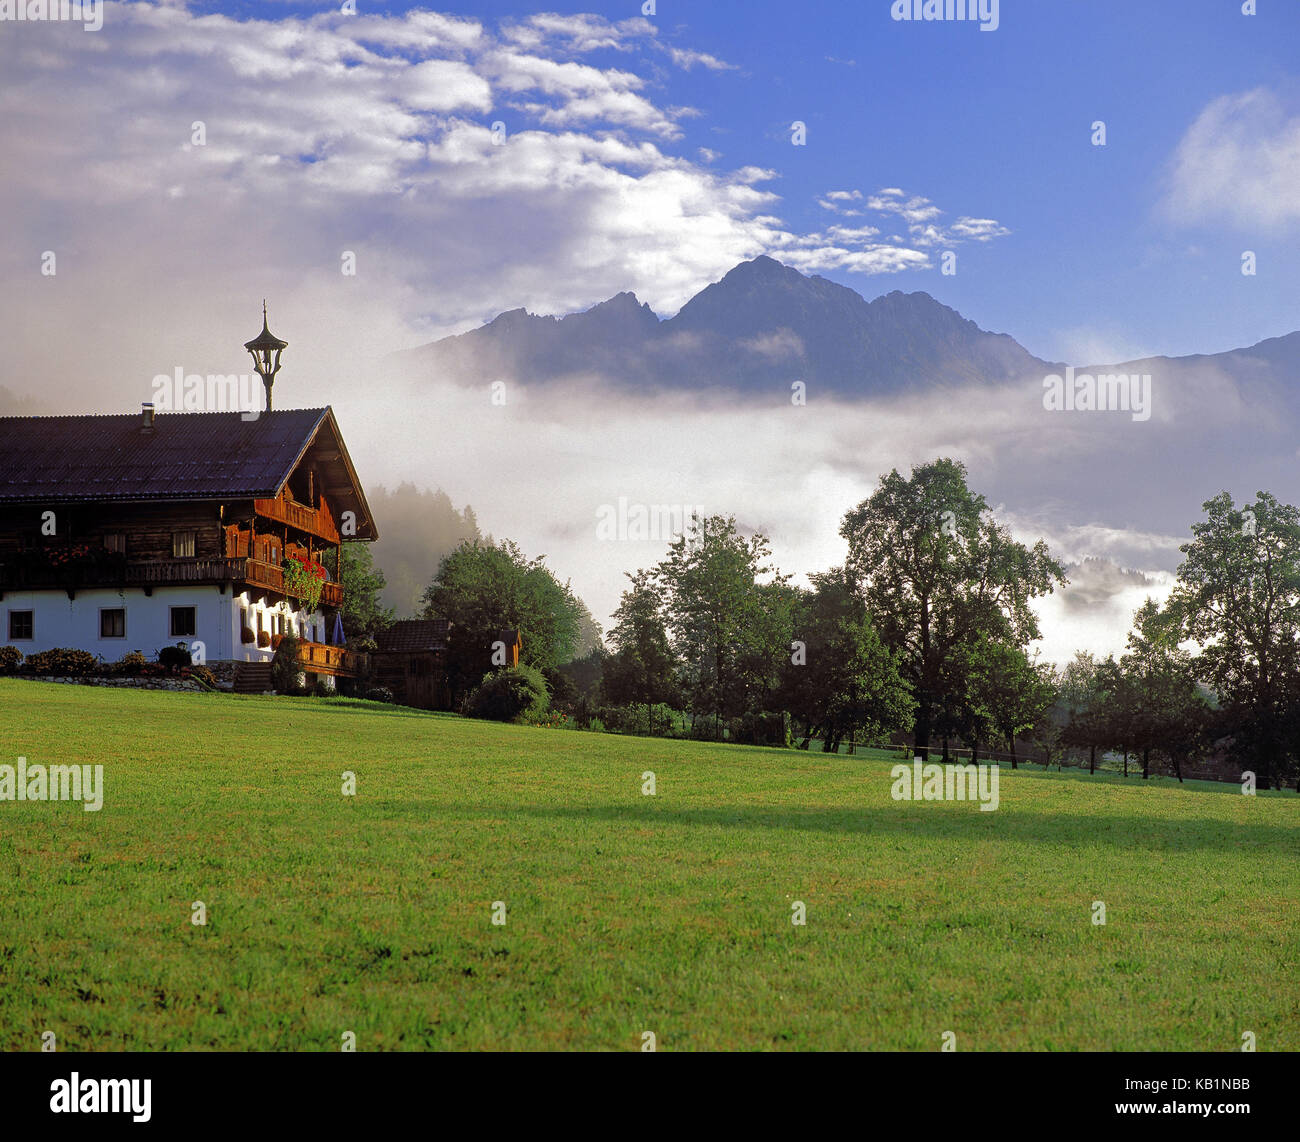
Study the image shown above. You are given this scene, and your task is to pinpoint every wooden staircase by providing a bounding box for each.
[232,662,274,694]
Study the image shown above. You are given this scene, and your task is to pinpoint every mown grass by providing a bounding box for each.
[0,679,1295,1051]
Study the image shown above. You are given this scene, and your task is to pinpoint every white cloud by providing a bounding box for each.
[0,6,1004,419]
[1163,88,1300,229]
[502,13,655,54]
[806,187,1007,264]
[948,216,1010,242]
[867,190,943,224]
[667,46,735,71]
[403,59,493,113]
[500,11,734,71]
[489,51,681,136]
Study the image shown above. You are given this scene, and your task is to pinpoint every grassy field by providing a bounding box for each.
[0,678,1295,1051]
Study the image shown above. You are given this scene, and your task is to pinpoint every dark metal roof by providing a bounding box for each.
[375,619,451,653]
[0,408,329,505]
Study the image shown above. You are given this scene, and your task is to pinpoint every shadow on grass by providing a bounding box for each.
[310,700,457,721]
[426,802,1299,856]
[216,693,452,720]
[994,764,1297,797]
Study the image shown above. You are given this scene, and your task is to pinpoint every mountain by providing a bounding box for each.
[663,256,1046,391]
[395,255,1300,404]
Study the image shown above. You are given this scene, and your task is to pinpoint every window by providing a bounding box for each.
[8,611,33,641]
[170,607,196,638]
[100,608,126,639]
[172,530,196,558]
[103,533,126,554]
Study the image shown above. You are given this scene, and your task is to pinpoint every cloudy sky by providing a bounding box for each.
[2,1,1298,660]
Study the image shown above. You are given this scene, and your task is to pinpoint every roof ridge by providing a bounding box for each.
[0,406,331,422]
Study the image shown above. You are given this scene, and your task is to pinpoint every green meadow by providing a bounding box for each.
[0,679,1295,1051]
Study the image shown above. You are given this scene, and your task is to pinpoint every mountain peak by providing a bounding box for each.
[560,289,660,334]
[404,255,1051,395]
[720,254,806,284]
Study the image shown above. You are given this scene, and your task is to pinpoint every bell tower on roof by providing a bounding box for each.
[243,301,288,412]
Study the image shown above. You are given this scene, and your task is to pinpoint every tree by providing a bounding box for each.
[463,664,550,723]
[840,459,1065,759]
[1169,491,1300,789]
[603,569,679,735]
[654,515,791,737]
[780,568,915,752]
[572,599,605,660]
[1058,652,1107,774]
[1093,656,1139,777]
[1121,599,1210,782]
[339,542,395,642]
[422,539,584,700]
[965,639,1057,769]
[365,483,481,617]
[556,647,606,726]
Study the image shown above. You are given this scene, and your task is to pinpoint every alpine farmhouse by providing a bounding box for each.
[0,314,378,692]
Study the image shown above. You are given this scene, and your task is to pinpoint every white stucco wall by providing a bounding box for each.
[2,585,326,664]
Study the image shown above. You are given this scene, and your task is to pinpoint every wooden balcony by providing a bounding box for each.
[254,495,339,544]
[127,558,246,586]
[245,558,344,608]
[296,640,362,677]
[0,555,342,608]
[1,556,243,594]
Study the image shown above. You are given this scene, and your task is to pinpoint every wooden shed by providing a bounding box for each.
[371,621,524,710]
[371,619,454,709]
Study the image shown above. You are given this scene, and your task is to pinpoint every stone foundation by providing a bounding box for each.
[16,676,206,692]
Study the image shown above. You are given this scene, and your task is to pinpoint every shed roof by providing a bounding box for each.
[375,619,452,653]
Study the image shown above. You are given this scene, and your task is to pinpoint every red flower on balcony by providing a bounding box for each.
[281,554,329,613]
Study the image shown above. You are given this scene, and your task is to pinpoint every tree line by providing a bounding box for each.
[343,459,1300,790]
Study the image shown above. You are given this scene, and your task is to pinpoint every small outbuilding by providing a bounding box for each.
[371,621,522,709]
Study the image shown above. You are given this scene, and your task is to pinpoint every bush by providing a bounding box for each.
[270,635,305,694]
[25,647,98,676]
[365,686,394,703]
[0,646,22,674]
[463,665,549,724]
[730,711,790,747]
[157,643,192,673]
[591,703,683,736]
[184,665,217,689]
[116,650,148,677]
[313,677,337,697]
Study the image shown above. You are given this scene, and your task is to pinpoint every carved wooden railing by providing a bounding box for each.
[245,558,343,608]
[254,496,340,543]
[1,555,342,608]
[295,641,361,674]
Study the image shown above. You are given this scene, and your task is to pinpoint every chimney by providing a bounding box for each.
[140,403,156,434]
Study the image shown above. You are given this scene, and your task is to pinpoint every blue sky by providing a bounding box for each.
[169,0,1300,362]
